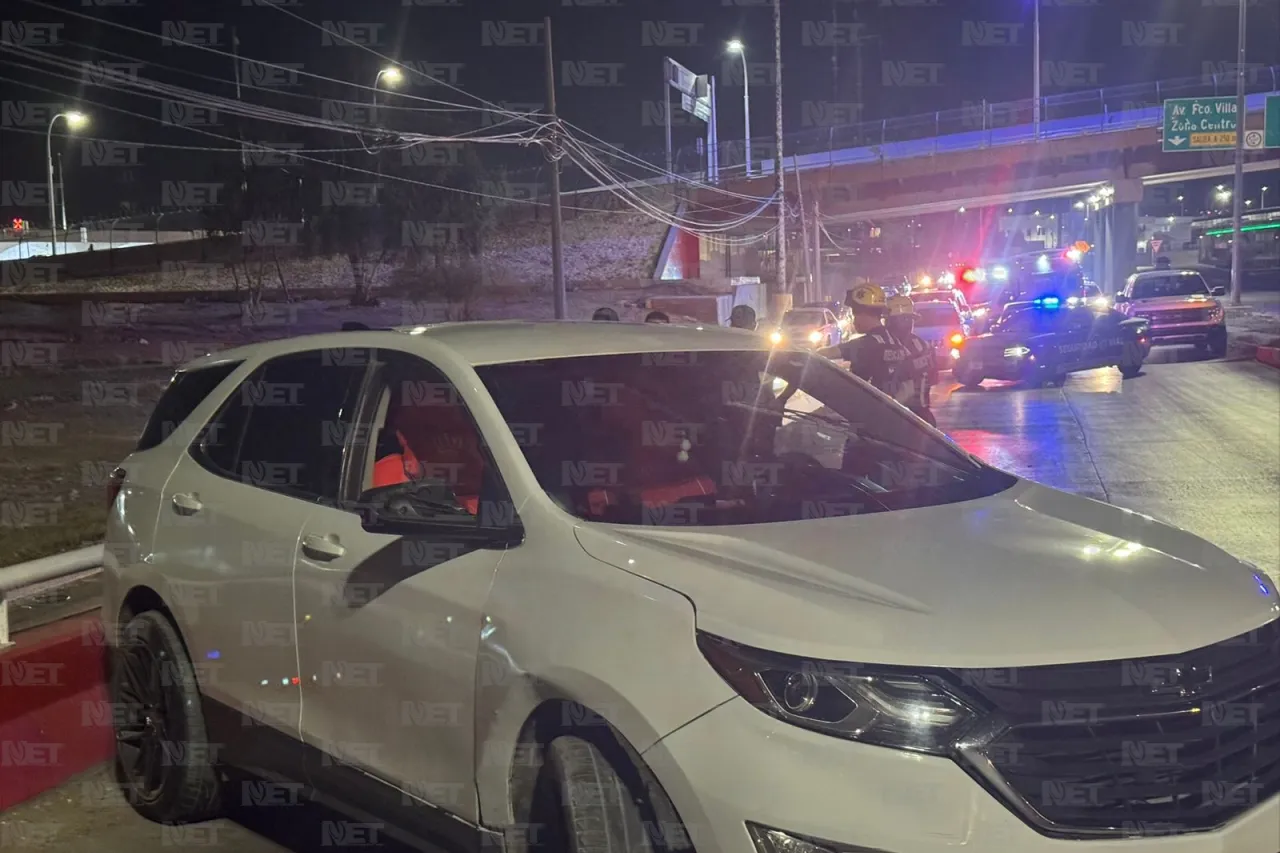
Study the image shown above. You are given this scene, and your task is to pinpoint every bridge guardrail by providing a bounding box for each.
[550,66,1280,191]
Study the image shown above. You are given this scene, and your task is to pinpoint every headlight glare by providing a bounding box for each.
[697,632,977,754]
[1004,346,1031,358]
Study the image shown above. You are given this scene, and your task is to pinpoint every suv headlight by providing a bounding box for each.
[697,632,978,754]
[1003,345,1031,358]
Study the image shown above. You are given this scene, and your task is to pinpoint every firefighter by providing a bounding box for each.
[838,284,904,396]
[885,295,938,427]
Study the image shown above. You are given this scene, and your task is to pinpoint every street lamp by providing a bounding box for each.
[1216,186,1232,206]
[727,40,751,176]
[1176,194,1185,216]
[372,66,403,125]
[1263,186,1270,209]
[46,111,87,257]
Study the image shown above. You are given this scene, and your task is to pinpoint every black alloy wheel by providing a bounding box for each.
[114,638,173,805]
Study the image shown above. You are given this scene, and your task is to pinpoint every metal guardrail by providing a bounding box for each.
[0,545,104,647]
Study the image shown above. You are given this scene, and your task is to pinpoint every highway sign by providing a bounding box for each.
[1266,94,1280,148]
[1244,129,1264,150]
[1162,97,1238,152]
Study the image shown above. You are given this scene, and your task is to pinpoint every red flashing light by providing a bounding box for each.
[949,332,965,346]
[960,268,978,284]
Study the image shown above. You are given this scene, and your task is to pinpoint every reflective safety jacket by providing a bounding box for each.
[840,328,905,396]
[889,330,937,411]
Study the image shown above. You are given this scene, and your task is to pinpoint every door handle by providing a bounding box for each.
[171,492,202,515]
[301,534,345,562]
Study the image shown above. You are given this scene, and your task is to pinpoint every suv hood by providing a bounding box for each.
[1125,295,1218,312]
[575,481,1278,668]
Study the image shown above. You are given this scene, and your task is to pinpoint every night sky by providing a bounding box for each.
[2,0,1277,222]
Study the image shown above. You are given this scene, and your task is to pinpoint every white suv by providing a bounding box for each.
[102,321,1280,853]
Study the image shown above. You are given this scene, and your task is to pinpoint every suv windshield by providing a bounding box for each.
[783,310,825,327]
[1130,274,1209,299]
[914,303,962,327]
[476,351,1015,526]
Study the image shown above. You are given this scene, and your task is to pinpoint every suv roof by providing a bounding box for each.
[184,320,772,371]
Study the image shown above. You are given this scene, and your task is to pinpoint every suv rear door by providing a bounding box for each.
[147,348,367,737]
[108,361,242,570]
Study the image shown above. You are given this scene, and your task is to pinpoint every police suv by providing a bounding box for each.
[952,297,1151,388]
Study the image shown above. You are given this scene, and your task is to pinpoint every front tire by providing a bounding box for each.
[111,610,223,824]
[954,362,983,389]
[1206,328,1227,358]
[544,735,660,853]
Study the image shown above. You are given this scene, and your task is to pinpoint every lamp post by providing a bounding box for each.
[727,40,751,176]
[46,111,87,257]
[1262,186,1270,209]
[372,66,403,127]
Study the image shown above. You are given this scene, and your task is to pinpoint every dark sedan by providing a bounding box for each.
[952,299,1151,388]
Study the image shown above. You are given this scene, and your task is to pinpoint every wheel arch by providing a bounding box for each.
[503,693,695,853]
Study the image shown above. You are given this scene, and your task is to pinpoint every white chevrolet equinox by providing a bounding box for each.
[102,321,1280,853]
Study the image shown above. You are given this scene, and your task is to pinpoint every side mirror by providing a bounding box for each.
[1210,286,1226,297]
[357,479,524,546]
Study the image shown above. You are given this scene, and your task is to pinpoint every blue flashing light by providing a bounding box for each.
[1034,296,1061,309]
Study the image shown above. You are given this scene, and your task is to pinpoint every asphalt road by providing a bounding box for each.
[2,350,1277,852]
[936,349,1280,582]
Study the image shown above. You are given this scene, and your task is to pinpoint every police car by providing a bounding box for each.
[952,297,1151,388]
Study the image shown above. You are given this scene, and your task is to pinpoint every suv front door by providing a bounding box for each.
[294,349,515,827]
[150,349,366,736]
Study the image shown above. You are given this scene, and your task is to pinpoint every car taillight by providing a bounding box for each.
[949,332,965,346]
[107,466,126,509]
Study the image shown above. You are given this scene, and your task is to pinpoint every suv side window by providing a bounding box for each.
[1066,308,1096,332]
[194,349,370,502]
[137,361,242,451]
[354,351,502,520]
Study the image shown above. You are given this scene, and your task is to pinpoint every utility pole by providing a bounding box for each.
[544,16,567,319]
[813,198,822,302]
[774,0,786,303]
[231,29,248,172]
[1229,0,1246,305]
[1032,0,1041,139]
[664,63,674,178]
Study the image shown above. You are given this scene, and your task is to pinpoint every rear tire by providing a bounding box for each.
[1119,338,1145,379]
[111,610,223,824]
[545,735,657,853]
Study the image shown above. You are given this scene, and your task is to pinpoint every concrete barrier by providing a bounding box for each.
[0,612,111,810]
[1257,346,1280,369]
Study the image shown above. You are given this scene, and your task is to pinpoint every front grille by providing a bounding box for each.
[1137,308,1209,325]
[958,618,1280,838]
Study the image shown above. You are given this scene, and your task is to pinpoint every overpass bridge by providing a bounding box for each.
[666,73,1280,293]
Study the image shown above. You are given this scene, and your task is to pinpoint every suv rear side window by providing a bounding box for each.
[194,349,369,501]
[137,362,242,451]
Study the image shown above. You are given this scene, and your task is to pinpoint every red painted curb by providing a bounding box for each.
[0,613,113,811]
[1256,346,1280,369]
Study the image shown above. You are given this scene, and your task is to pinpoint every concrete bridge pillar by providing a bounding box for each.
[1108,201,1139,294]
